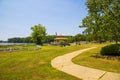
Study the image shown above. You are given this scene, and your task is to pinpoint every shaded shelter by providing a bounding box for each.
[54,35,70,46]
[54,35,68,41]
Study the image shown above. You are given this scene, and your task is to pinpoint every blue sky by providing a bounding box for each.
[0,0,87,40]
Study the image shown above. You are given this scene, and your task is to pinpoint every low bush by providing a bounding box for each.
[101,44,120,56]
[59,42,70,47]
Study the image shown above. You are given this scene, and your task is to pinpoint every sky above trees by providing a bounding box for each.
[0,0,87,40]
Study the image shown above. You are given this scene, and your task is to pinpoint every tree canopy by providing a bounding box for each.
[8,37,33,43]
[80,0,120,43]
[31,24,47,45]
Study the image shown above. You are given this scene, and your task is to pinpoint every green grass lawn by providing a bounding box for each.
[0,44,94,80]
[73,43,120,73]
[1,43,119,80]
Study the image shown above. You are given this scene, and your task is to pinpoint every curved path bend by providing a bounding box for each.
[51,47,120,80]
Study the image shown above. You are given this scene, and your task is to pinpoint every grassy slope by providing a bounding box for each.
[73,43,120,73]
[0,44,93,80]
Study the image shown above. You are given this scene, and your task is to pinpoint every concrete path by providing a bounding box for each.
[51,47,120,80]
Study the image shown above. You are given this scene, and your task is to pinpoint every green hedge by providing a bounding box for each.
[101,44,120,56]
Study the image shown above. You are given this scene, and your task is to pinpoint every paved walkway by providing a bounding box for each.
[51,47,120,80]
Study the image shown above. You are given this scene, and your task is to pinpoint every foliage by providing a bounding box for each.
[67,36,75,43]
[59,41,70,47]
[45,35,56,43]
[101,44,120,56]
[8,37,33,43]
[74,34,87,44]
[31,24,47,45]
[80,0,120,43]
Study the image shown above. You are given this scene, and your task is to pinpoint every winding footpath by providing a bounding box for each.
[51,47,120,80]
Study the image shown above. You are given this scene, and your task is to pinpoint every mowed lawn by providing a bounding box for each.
[1,43,119,80]
[0,44,94,80]
[73,43,120,73]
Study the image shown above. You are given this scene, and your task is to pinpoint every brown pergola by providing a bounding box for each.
[52,35,70,46]
[54,35,68,41]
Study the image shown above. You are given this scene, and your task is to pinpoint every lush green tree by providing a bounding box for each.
[74,34,83,41]
[45,35,56,43]
[67,36,75,43]
[74,34,83,45]
[8,38,22,43]
[103,0,120,43]
[80,0,106,43]
[23,37,33,43]
[31,24,47,45]
[80,0,120,44]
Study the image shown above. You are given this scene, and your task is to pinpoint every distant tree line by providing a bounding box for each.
[7,34,87,44]
[8,37,33,43]
[0,40,7,43]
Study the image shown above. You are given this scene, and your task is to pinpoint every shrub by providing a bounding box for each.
[101,44,120,56]
[59,41,70,47]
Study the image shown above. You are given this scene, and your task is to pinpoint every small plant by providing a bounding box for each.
[101,44,120,56]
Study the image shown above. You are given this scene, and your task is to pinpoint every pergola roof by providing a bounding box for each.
[54,37,68,40]
[54,35,68,40]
